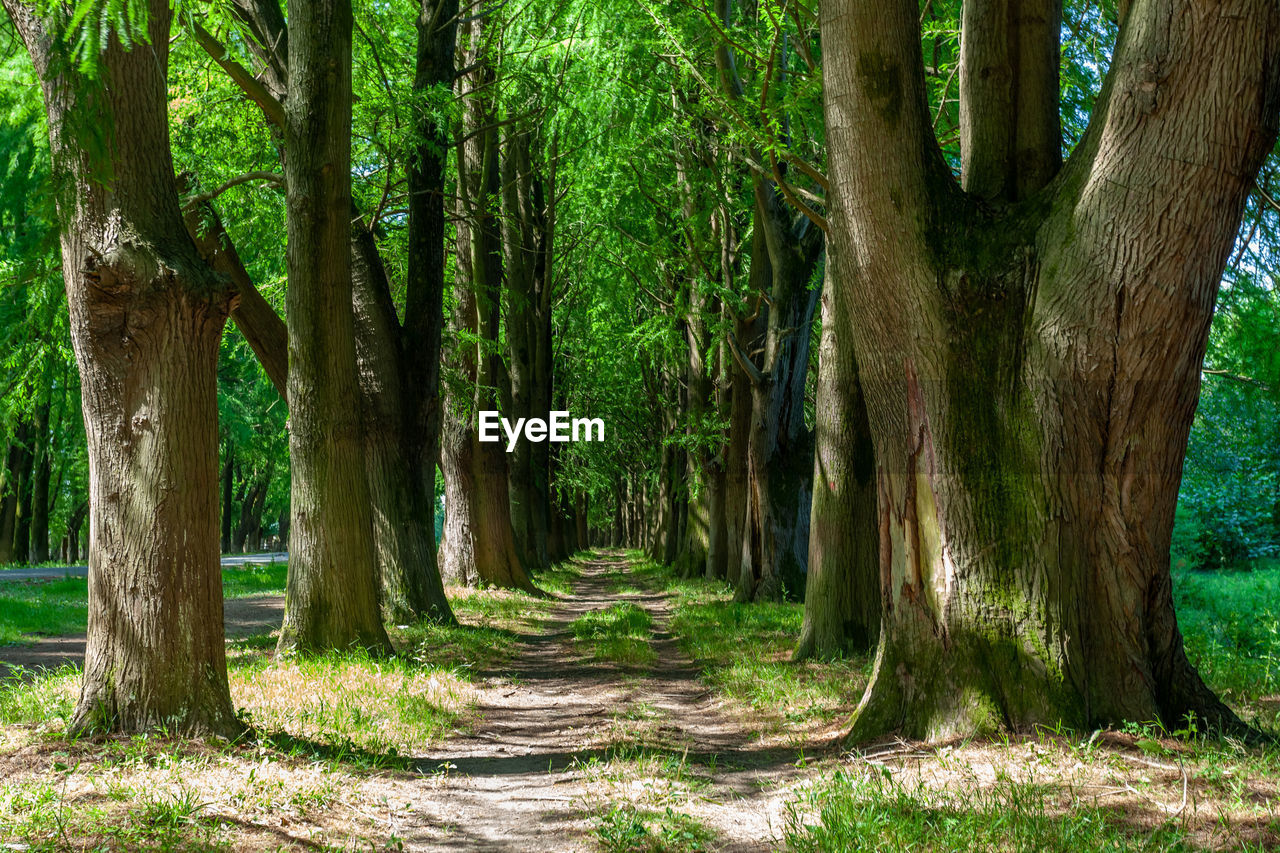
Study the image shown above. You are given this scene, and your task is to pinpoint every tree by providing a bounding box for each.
[794,264,879,659]
[439,9,539,593]
[3,0,242,735]
[189,0,457,626]
[277,0,391,654]
[823,0,1280,738]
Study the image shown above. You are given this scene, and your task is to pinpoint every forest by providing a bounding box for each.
[0,0,1278,848]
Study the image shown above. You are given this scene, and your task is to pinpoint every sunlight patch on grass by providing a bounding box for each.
[638,559,868,736]
[1175,566,1280,727]
[232,650,470,755]
[571,603,656,668]
[0,578,87,644]
[784,769,1197,852]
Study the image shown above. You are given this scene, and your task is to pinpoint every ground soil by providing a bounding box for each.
[386,553,829,850]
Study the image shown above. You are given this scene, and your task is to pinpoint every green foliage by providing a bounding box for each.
[1175,274,1280,569]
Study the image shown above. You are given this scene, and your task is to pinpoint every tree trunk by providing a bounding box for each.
[220,440,234,554]
[30,395,50,564]
[445,14,537,593]
[795,265,879,660]
[195,0,455,625]
[11,418,34,564]
[278,0,390,654]
[5,0,242,735]
[731,194,822,603]
[823,0,1280,738]
[0,431,25,564]
[68,500,87,565]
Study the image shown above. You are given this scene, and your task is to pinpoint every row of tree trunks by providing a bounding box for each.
[438,12,538,593]
[5,0,243,735]
[193,0,457,627]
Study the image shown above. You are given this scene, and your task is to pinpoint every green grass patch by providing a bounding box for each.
[220,561,288,598]
[571,603,656,667]
[594,802,714,852]
[0,578,88,645]
[630,556,868,734]
[0,564,288,646]
[785,770,1196,853]
[1174,565,1280,725]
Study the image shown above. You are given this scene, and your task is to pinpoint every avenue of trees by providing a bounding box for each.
[1,0,1278,741]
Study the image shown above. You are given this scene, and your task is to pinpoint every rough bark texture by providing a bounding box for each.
[823,0,1280,739]
[5,0,242,735]
[795,265,879,660]
[278,0,390,654]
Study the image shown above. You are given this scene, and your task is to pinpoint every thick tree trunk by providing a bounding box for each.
[795,266,879,660]
[823,0,1280,738]
[351,223,455,623]
[5,0,242,735]
[732,197,822,603]
[278,0,390,654]
[502,129,552,572]
[447,14,537,593]
[195,0,455,624]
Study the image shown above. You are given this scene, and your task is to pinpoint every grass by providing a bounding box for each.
[0,563,289,646]
[783,769,1200,852]
[1174,564,1280,727]
[615,553,868,737]
[594,803,715,852]
[0,577,88,645]
[571,602,656,667]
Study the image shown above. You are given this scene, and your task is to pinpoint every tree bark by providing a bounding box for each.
[795,264,879,660]
[732,195,822,603]
[278,0,390,654]
[445,13,538,593]
[502,128,552,572]
[823,0,1280,738]
[5,0,242,735]
[30,394,50,564]
[220,439,234,553]
[195,0,456,624]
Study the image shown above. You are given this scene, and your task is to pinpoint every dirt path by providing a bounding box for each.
[392,552,824,851]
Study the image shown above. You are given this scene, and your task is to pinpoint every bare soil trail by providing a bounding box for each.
[394,551,831,851]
